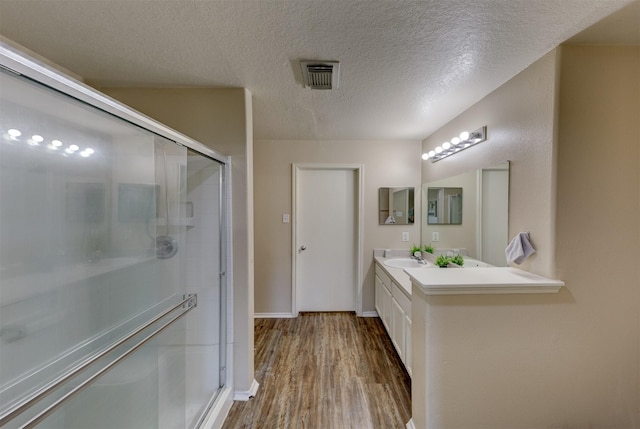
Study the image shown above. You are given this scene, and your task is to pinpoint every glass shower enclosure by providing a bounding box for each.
[0,43,230,428]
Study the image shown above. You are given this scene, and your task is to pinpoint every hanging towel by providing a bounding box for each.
[505,232,536,265]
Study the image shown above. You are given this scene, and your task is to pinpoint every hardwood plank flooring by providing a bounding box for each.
[222,312,411,429]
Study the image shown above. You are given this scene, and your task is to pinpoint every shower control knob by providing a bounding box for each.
[300,245,307,251]
[156,235,178,259]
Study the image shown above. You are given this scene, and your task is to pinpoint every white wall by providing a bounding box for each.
[413,45,640,428]
[253,139,422,315]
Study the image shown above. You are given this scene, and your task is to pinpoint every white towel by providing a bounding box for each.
[505,232,536,265]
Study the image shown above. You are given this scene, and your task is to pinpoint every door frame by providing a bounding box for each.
[291,164,364,316]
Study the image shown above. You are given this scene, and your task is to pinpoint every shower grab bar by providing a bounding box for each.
[0,293,197,428]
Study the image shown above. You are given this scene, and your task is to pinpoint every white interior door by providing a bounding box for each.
[295,167,357,312]
[481,168,509,266]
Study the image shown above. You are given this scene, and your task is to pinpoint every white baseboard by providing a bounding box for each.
[254,312,296,318]
[233,379,260,401]
[200,386,233,429]
[406,418,415,429]
[256,312,380,318]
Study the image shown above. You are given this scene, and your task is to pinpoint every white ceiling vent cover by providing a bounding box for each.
[300,61,340,90]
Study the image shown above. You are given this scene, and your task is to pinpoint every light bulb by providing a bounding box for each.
[422,152,430,160]
[65,148,74,154]
[451,137,461,146]
[84,148,94,154]
[442,142,451,150]
[52,140,63,147]
[435,146,443,154]
[69,144,79,151]
[31,135,44,143]
[8,129,21,138]
[459,131,470,141]
[428,150,436,158]
[80,151,90,158]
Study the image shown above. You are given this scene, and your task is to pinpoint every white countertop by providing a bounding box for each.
[405,266,564,295]
[373,256,415,297]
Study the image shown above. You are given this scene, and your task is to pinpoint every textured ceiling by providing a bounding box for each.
[0,0,636,141]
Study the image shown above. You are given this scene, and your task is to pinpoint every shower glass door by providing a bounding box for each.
[0,63,226,428]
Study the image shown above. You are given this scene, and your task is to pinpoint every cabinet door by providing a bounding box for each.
[382,283,392,332]
[375,274,383,317]
[391,297,405,361]
[405,314,412,377]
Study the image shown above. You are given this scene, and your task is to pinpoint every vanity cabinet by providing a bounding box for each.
[374,262,412,377]
[375,268,393,332]
[391,297,405,361]
[405,315,412,376]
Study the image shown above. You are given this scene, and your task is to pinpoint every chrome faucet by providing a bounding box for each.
[412,251,427,264]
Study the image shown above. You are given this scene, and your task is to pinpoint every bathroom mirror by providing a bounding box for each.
[421,162,509,266]
[379,187,415,225]
[426,187,462,225]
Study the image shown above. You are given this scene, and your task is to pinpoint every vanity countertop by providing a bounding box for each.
[373,256,414,297]
[405,266,564,295]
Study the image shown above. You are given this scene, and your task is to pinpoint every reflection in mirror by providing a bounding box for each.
[379,187,415,225]
[66,183,106,223]
[421,162,509,266]
[427,187,462,225]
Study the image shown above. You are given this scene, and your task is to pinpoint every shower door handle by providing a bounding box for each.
[300,245,307,251]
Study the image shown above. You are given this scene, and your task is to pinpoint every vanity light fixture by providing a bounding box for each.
[2,128,96,158]
[7,129,21,139]
[28,134,44,146]
[48,139,63,150]
[422,126,487,162]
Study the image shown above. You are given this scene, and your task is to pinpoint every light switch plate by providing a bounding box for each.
[282,214,290,223]
[402,232,409,242]
[432,231,439,242]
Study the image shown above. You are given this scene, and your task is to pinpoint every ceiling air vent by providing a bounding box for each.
[300,60,340,90]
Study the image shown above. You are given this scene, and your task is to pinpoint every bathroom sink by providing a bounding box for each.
[383,258,431,269]
[459,258,493,268]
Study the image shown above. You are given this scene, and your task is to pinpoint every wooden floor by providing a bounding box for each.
[222,312,411,429]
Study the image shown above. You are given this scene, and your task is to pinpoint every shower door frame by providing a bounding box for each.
[0,41,234,427]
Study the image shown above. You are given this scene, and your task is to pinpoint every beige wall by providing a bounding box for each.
[254,139,422,314]
[413,46,640,428]
[101,87,256,394]
[422,49,560,278]
[555,45,640,427]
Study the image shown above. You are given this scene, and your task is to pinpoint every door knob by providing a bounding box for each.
[300,245,307,251]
